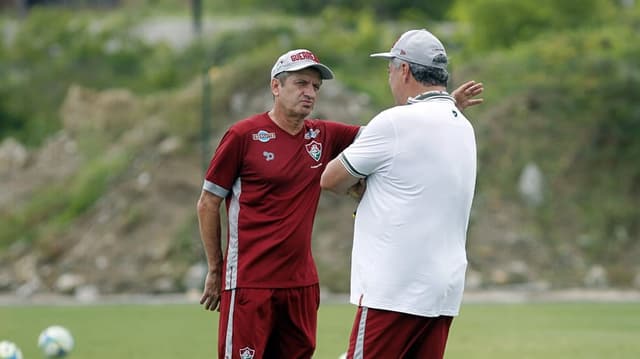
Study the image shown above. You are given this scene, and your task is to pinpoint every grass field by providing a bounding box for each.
[2,301,639,358]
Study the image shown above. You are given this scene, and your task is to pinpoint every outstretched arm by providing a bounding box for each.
[451,80,484,111]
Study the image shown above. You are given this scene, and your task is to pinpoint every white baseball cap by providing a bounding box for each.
[271,49,334,80]
[370,29,448,69]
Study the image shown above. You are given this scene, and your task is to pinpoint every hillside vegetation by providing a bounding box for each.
[1,2,639,297]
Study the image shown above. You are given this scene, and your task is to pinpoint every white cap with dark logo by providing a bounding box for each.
[271,49,334,80]
[370,29,448,69]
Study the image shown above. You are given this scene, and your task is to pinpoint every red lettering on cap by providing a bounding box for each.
[290,51,319,63]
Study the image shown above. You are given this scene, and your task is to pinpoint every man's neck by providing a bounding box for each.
[268,108,305,135]
[409,85,447,99]
[399,84,447,105]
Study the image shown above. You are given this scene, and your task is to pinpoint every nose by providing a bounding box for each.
[304,84,317,97]
[302,88,316,102]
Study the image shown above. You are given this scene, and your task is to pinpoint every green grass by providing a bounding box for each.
[448,303,640,359]
[1,302,639,358]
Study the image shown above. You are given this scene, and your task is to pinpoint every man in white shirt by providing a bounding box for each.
[321,29,479,359]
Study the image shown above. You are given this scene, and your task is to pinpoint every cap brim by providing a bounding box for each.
[370,52,394,59]
[310,64,334,80]
[274,63,334,80]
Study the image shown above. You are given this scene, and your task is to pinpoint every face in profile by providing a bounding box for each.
[387,59,405,105]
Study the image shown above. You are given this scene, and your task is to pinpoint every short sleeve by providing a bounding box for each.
[340,113,394,178]
[203,128,243,197]
[322,121,361,158]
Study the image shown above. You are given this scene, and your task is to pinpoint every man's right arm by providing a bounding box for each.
[321,154,362,194]
[196,190,224,311]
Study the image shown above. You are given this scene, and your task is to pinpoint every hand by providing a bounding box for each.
[451,81,484,111]
[200,271,222,311]
[346,179,366,201]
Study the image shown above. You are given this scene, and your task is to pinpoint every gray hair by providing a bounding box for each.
[391,58,448,87]
[274,67,324,85]
[274,71,292,84]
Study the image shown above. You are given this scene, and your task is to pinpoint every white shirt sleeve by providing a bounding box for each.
[340,112,395,178]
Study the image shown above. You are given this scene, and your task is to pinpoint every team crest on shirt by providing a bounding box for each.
[252,130,276,143]
[305,141,322,162]
[239,347,255,359]
[304,128,320,139]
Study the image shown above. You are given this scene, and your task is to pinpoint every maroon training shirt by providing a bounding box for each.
[204,112,360,289]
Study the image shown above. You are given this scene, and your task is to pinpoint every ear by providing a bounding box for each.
[401,63,412,83]
[271,78,280,96]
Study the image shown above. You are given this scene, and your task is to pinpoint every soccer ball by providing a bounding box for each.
[337,352,347,359]
[38,326,74,358]
[0,341,23,359]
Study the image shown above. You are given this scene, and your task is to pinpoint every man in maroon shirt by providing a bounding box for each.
[196,49,483,359]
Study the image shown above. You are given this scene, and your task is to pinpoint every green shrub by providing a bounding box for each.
[0,9,207,146]
[450,0,617,52]
[465,22,640,270]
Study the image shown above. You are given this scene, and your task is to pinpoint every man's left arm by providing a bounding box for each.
[451,80,484,111]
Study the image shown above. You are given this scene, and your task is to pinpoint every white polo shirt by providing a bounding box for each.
[339,93,477,317]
